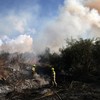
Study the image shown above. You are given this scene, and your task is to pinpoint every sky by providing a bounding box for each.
[0,0,100,54]
[0,0,64,37]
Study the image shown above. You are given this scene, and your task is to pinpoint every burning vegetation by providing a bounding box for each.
[0,38,100,100]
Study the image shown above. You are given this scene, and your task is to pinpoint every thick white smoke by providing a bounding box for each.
[34,0,100,53]
[67,0,100,27]
[0,35,33,53]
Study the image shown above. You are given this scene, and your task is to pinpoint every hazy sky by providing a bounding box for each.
[0,0,65,53]
[0,0,64,37]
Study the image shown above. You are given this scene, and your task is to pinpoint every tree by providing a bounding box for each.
[38,38,100,83]
[92,39,100,76]
[60,38,94,81]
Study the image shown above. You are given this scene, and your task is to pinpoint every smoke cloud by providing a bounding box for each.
[0,0,100,54]
[87,0,100,13]
[67,0,100,27]
[35,0,100,53]
[0,35,33,53]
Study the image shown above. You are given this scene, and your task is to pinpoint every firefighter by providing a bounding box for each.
[51,67,57,87]
[32,64,36,76]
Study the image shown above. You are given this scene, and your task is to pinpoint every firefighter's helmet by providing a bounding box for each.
[51,67,54,71]
[33,64,36,67]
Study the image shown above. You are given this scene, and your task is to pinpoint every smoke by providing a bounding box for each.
[66,0,100,28]
[35,0,100,53]
[0,35,33,53]
[0,12,33,36]
[0,4,38,55]
[1,0,100,54]
[87,0,100,13]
